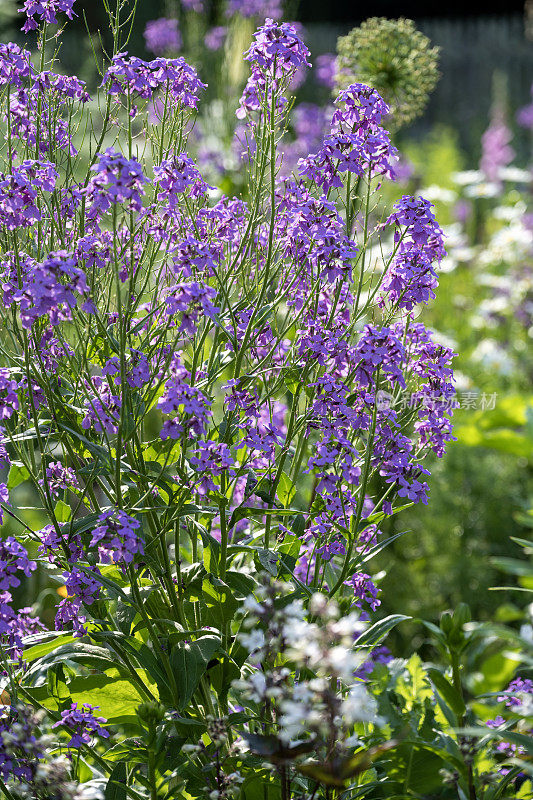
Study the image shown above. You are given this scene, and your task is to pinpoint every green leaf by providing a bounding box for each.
[170,635,221,710]
[277,472,295,507]
[7,463,30,489]
[105,762,127,800]
[254,549,279,577]
[54,500,71,523]
[23,633,76,662]
[355,615,410,649]
[426,667,466,718]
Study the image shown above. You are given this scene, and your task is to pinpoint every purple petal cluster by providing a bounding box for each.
[190,440,235,496]
[0,370,19,419]
[0,160,57,231]
[39,461,79,499]
[12,251,90,330]
[158,354,212,439]
[103,54,206,110]
[85,148,148,219]
[81,376,121,434]
[227,0,283,18]
[0,537,36,590]
[163,281,220,334]
[298,84,397,192]
[55,567,102,637]
[0,705,45,783]
[245,19,310,77]
[154,154,213,203]
[90,508,144,566]
[53,703,109,748]
[20,0,77,33]
[144,18,182,56]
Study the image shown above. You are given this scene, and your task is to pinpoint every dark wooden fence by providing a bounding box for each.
[305,14,533,162]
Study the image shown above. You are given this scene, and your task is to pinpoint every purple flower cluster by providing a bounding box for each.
[81,376,121,434]
[10,251,91,330]
[144,18,182,56]
[38,524,83,564]
[0,537,36,590]
[163,281,220,334]
[227,0,283,18]
[53,703,109,748]
[0,43,34,87]
[381,194,446,311]
[298,84,397,192]
[85,149,148,219]
[103,54,206,111]
[498,677,533,709]
[245,18,310,77]
[315,53,336,89]
[0,370,19,419]
[480,116,514,183]
[205,26,227,51]
[0,705,45,783]
[1,606,44,664]
[154,154,213,203]
[20,0,76,33]
[345,571,381,611]
[158,355,212,440]
[55,567,102,637]
[39,461,79,499]
[90,509,144,566]
[190,440,235,496]
[0,160,58,231]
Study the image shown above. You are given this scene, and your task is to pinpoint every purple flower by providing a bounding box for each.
[181,0,204,9]
[39,461,79,499]
[0,42,34,89]
[53,703,109,748]
[0,429,10,471]
[84,148,148,219]
[38,524,83,565]
[103,54,206,111]
[144,18,182,55]
[480,115,514,183]
[1,606,44,664]
[81,376,121,434]
[205,26,227,51]
[0,537,36,591]
[90,509,144,566]
[20,0,77,33]
[189,440,235,496]
[0,704,46,783]
[158,354,212,439]
[498,677,533,709]
[245,19,310,78]
[298,84,397,191]
[12,251,90,330]
[345,571,381,611]
[0,370,19,419]
[153,153,213,202]
[163,281,220,334]
[0,160,58,231]
[227,0,283,18]
[315,53,336,89]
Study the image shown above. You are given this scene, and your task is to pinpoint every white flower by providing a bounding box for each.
[239,628,265,654]
[498,166,532,183]
[470,339,515,376]
[452,169,483,186]
[464,181,500,199]
[341,684,382,726]
[420,185,457,204]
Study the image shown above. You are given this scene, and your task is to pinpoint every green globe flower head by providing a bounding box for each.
[336,17,440,130]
